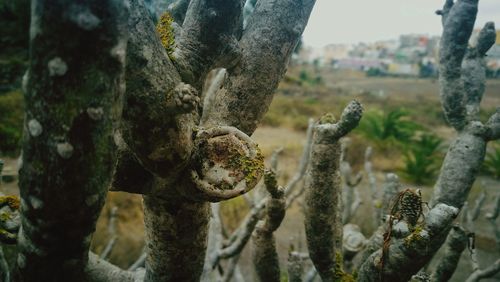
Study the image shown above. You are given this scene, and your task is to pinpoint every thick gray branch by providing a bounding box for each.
[430,123,488,208]
[314,101,364,143]
[143,187,210,282]
[16,0,128,280]
[203,0,316,134]
[122,0,199,178]
[252,170,285,282]
[438,0,478,130]
[304,102,363,281]
[463,22,496,121]
[173,0,243,87]
[357,204,459,282]
[430,226,468,282]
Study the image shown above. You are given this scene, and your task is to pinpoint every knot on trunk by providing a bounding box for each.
[187,126,264,202]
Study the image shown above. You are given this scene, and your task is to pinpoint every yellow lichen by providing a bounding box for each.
[320,112,336,125]
[404,225,425,247]
[228,146,264,185]
[156,12,176,59]
[0,212,11,221]
[0,228,16,243]
[0,195,20,210]
[334,252,356,282]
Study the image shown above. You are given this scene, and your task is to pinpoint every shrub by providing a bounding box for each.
[400,133,443,185]
[356,108,421,147]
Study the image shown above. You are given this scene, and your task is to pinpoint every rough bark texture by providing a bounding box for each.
[358,204,459,282]
[172,0,243,86]
[430,226,468,282]
[304,101,363,281]
[201,121,314,281]
[143,189,210,282]
[203,0,316,134]
[437,0,477,130]
[17,0,318,280]
[430,124,487,208]
[287,252,304,282]
[122,0,194,179]
[431,0,497,209]
[357,2,498,280]
[252,170,285,282]
[16,0,128,280]
[352,226,384,270]
[116,0,315,278]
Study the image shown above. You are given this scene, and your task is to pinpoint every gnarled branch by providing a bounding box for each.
[357,204,459,282]
[437,0,478,130]
[202,0,316,134]
[304,101,363,281]
[252,170,286,282]
[172,0,243,87]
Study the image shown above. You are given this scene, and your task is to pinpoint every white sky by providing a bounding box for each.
[302,0,500,47]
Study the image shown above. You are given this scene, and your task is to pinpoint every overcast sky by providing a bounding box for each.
[302,0,500,47]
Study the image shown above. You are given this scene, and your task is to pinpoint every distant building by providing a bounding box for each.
[334,58,386,71]
[323,44,350,62]
[299,30,499,78]
[387,63,420,76]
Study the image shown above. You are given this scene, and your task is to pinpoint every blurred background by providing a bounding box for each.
[1,0,499,280]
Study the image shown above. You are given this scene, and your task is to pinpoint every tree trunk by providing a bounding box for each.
[16,0,128,280]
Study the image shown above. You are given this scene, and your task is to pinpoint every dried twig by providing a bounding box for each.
[101,207,118,260]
